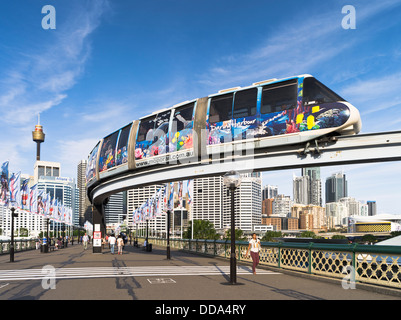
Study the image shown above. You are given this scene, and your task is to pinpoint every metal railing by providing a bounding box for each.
[139,237,401,290]
[0,239,39,255]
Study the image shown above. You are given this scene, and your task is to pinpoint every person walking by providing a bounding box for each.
[82,233,89,250]
[108,234,116,254]
[246,233,261,275]
[117,235,124,255]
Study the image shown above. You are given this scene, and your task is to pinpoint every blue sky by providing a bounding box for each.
[0,0,400,214]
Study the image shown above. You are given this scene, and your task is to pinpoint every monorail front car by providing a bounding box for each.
[85,74,361,188]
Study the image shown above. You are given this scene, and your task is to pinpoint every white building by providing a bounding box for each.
[127,185,167,236]
[272,194,293,217]
[193,175,262,233]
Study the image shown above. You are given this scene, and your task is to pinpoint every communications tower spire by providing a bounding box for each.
[32,114,45,161]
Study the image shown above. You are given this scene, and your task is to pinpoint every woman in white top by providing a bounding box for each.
[246,233,261,275]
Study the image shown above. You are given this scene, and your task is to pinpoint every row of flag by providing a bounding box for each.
[132,180,193,224]
[0,161,73,225]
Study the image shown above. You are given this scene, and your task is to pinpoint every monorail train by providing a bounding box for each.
[85,74,361,190]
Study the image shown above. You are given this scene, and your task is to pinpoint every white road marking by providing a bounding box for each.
[0,266,280,281]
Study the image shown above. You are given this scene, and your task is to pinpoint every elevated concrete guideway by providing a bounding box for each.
[90,130,401,205]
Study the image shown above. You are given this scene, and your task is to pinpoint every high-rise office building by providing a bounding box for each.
[262,185,278,200]
[325,172,348,203]
[192,176,228,230]
[77,160,92,226]
[302,167,322,206]
[228,176,262,232]
[293,174,310,205]
[192,175,262,233]
[367,201,377,216]
[104,192,126,225]
[127,185,166,236]
[272,194,293,216]
[36,162,79,232]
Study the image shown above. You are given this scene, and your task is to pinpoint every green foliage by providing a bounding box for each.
[361,234,377,243]
[390,231,401,238]
[224,228,246,241]
[261,231,282,242]
[331,234,347,240]
[298,231,316,238]
[183,220,220,240]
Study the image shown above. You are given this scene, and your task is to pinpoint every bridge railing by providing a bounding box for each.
[139,237,401,290]
[0,239,39,255]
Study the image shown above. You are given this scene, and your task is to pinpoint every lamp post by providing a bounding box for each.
[223,170,242,285]
[166,209,171,260]
[10,207,18,262]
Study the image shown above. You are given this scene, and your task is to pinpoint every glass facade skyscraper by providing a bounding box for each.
[325,172,348,203]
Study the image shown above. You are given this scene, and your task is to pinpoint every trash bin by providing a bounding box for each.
[41,238,48,253]
[146,243,152,252]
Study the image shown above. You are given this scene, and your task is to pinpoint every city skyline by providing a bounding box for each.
[0,1,400,215]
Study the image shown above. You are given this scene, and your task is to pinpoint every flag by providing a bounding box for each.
[29,184,38,214]
[187,179,193,205]
[168,182,174,211]
[49,196,54,217]
[178,181,183,209]
[44,193,50,217]
[21,178,30,211]
[37,189,45,215]
[9,171,21,208]
[0,161,9,206]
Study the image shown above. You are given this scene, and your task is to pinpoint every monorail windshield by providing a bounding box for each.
[303,77,345,105]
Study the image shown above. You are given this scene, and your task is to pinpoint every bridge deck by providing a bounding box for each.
[0,242,399,301]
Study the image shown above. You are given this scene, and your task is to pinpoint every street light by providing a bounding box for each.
[9,207,18,262]
[223,170,242,285]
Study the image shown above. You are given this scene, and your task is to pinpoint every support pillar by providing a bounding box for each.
[92,203,106,254]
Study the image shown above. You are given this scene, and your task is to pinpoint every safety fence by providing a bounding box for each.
[0,239,39,255]
[139,237,401,290]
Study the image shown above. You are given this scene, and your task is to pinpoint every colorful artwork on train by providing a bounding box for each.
[86,143,99,183]
[135,102,195,163]
[99,131,119,172]
[208,102,350,144]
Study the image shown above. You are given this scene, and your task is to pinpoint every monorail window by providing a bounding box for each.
[137,116,156,142]
[98,130,119,172]
[209,93,233,123]
[153,110,171,145]
[303,77,345,105]
[261,80,297,114]
[116,124,131,166]
[172,102,194,132]
[233,88,257,118]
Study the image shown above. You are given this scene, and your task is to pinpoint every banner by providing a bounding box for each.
[29,184,38,214]
[37,189,45,216]
[9,171,21,208]
[0,161,9,206]
[168,182,174,211]
[178,181,183,209]
[21,178,30,211]
[187,179,193,205]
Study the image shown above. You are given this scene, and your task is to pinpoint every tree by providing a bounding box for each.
[332,234,347,240]
[18,228,29,237]
[298,231,316,238]
[183,220,219,240]
[361,234,376,244]
[224,228,246,241]
[262,231,282,242]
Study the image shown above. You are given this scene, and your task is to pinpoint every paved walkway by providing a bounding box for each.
[0,242,399,300]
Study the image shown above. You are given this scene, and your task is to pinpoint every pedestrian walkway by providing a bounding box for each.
[0,242,399,300]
